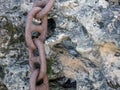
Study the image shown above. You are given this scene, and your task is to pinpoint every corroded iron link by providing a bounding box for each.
[25,0,54,90]
[29,40,49,90]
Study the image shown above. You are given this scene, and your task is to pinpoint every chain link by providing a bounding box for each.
[25,0,54,89]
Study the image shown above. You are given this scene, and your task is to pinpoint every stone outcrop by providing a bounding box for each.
[0,0,120,90]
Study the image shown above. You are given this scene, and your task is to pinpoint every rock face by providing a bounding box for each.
[0,0,120,90]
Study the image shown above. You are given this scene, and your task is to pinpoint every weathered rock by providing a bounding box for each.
[0,0,120,90]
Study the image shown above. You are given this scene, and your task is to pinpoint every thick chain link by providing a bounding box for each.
[25,0,54,90]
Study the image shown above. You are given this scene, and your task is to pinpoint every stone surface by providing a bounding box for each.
[0,0,120,90]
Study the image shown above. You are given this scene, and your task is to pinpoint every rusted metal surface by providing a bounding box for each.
[25,0,54,89]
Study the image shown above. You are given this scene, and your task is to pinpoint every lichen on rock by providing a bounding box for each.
[0,0,120,90]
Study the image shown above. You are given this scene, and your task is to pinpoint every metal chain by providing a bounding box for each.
[25,0,54,90]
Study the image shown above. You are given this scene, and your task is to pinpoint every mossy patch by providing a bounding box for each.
[1,16,24,45]
[4,21,18,45]
[47,58,54,79]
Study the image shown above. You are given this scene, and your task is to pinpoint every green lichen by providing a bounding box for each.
[5,22,16,35]
[3,17,24,45]
[47,57,63,80]
[0,16,16,35]
[47,58,54,79]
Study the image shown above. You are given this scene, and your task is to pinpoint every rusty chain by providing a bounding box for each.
[25,0,54,90]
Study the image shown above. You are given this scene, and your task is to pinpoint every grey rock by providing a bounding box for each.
[0,0,120,90]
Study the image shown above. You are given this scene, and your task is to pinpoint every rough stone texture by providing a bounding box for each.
[0,0,120,90]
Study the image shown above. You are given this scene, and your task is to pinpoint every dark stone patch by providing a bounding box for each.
[0,16,8,28]
[33,49,39,56]
[0,82,8,90]
[54,43,64,48]
[0,65,5,79]
[18,61,29,65]
[53,38,81,58]
[36,79,43,86]
[47,18,56,39]
[105,0,109,2]
[62,38,76,49]
[81,25,89,37]
[106,80,120,89]
[62,79,76,88]
[59,0,66,2]
[49,77,76,90]
[22,11,28,16]
[62,38,81,57]
[30,0,33,2]
[119,2,120,5]
[113,19,120,36]
[18,34,25,42]
[97,21,104,29]
[32,32,40,39]
[11,6,19,10]
[34,63,40,69]
[100,82,108,90]
[80,58,97,68]
[105,0,119,6]
[118,66,120,69]
[93,70,103,81]
[69,49,80,57]
[114,52,120,57]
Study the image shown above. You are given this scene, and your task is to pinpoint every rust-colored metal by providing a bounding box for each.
[28,39,49,90]
[25,0,54,90]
